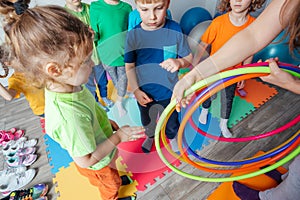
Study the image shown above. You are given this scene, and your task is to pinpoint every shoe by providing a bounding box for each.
[237,89,247,97]
[8,128,25,140]
[97,102,109,112]
[0,167,27,178]
[5,147,36,158]
[120,175,133,186]
[6,154,38,168]
[118,195,136,200]
[125,92,135,99]
[3,183,48,199]
[102,97,114,108]
[0,130,15,147]
[0,129,25,147]
[3,138,37,156]
[0,169,36,196]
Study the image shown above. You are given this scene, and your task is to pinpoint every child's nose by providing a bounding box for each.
[149,11,156,20]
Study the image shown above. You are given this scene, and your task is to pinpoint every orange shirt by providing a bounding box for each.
[201,12,255,69]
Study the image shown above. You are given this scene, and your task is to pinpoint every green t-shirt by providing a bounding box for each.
[90,0,132,66]
[64,3,100,65]
[45,86,116,170]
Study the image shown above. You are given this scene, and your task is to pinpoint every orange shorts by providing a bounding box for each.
[75,163,121,200]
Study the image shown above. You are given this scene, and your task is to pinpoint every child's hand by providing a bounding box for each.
[237,80,245,89]
[134,89,153,107]
[116,125,146,142]
[160,58,180,73]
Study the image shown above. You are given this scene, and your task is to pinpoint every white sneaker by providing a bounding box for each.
[0,166,27,178]
[198,108,209,124]
[0,169,36,196]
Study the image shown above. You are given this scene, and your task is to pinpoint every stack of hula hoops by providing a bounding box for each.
[155,62,300,182]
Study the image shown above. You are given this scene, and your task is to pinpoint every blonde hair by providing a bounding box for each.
[0,1,93,87]
[218,0,266,13]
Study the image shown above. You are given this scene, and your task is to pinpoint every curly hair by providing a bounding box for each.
[0,1,93,87]
[280,0,300,54]
[217,0,266,13]
[0,45,10,78]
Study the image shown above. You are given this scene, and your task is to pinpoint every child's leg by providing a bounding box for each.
[95,64,114,108]
[137,101,159,153]
[159,99,180,152]
[103,65,127,116]
[199,95,215,124]
[94,64,108,99]
[219,84,237,138]
[115,67,127,116]
[85,67,97,97]
[158,99,179,140]
[75,164,121,200]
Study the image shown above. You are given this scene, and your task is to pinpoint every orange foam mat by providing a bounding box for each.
[238,79,278,108]
[53,157,138,200]
[207,151,287,200]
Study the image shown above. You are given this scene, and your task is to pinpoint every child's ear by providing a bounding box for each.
[45,62,62,77]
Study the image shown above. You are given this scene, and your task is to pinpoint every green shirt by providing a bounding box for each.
[45,86,116,170]
[64,3,100,65]
[90,0,132,66]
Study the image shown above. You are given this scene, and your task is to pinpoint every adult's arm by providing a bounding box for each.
[172,0,297,106]
[192,0,289,80]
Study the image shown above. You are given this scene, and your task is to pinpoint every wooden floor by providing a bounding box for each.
[0,81,299,200]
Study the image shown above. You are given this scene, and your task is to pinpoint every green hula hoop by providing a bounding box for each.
[154,67,300,182]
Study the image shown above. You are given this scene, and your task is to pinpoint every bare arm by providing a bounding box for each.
[125,62,139,93]
[0,83,16,101]
[125,62,152,106]
[194,0,287,80]
[192,42,209,66]
[160,53,193,73]
[73,126,145,168]
[172,0,297,106]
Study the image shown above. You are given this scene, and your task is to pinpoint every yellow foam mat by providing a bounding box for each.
[53,157,138,199]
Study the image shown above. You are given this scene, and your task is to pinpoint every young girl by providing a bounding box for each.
[0,1,145,200]
[0,46,45,133]
[194,0,265,138]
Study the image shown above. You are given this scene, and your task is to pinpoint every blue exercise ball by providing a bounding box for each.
[253,31,300,65]
[213,11,226,19]
[188,20,212,54]
[180,7,212,35]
